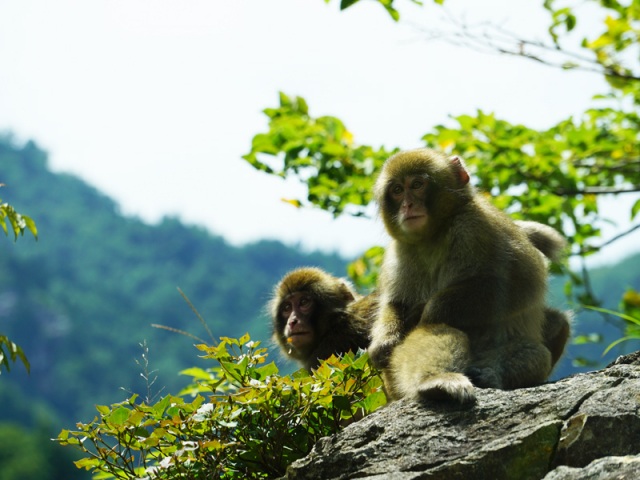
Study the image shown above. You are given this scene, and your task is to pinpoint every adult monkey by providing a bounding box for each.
[369,148,561,404]
[270,267,375,370]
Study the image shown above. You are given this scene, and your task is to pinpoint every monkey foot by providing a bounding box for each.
[416,373,476,405]
[465,366,503,389]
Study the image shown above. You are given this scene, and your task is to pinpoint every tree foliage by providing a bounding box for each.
[245,0,640,336]
[0,185,36,374]
[0,192,37,241]
[57,334,385,479]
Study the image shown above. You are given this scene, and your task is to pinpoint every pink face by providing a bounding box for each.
[280,291,315,351]
[388,175,429,233]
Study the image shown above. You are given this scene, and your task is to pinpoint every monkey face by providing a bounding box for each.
[374,149,472,242]
[279,291,316,352]
[387,175,430,234]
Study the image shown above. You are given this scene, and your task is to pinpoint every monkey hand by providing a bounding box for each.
[368,338,399,369]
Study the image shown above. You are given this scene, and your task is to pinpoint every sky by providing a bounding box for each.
[0,0,638,264]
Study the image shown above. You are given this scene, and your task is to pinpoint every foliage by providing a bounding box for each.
[326,0,427,22]
[243,92,396,218]
[595,288,640,354]
[0,335,30,375]
[0,184,36,375]
[0,136,349,425]
[246,1,640,306]
[0,423,87,480]
[0,194,37,241]
[57,334,386,479]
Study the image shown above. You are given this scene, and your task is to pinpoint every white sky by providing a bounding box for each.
[0,0,638,263]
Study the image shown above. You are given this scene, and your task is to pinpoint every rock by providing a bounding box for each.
[543,455,640,480]
[284,351,640,480]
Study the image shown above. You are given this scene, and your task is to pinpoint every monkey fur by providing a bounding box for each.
[517,220,572,368]
[515,220,566,263]
[270,267,373,370]
[370,148,565,404]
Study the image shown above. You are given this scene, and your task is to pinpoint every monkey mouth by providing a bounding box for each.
[288,331,310,338]
[404,214,426,221]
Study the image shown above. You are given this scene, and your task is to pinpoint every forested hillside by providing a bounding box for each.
[0,135,638,479]
[0,135,347,429]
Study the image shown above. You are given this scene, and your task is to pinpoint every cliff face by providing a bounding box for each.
[285,351,640,480]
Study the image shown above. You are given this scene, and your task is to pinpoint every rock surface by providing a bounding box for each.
[285,351,640,480]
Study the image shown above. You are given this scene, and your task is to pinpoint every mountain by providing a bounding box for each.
[0,135,348,427]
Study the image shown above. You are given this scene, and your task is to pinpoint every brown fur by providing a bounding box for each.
[370,149,556,402]
[270,267,372,370]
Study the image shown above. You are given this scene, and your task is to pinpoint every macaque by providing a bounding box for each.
[515,220,566,263]
[517,220,572,368]
[369,148,563,404]
[270,267,373,370]
[542,307,571,368]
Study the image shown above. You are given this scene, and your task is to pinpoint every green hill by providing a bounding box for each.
[0,135,348,427]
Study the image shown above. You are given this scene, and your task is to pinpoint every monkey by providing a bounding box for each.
[268,220,569,379]
[516,220,572,369]
[369,148,562,404]
[515,220,566,263]
[516,220,571,368]
[270,267,374,370]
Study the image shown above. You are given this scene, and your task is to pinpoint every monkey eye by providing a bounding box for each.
[389,184,403,197]
[299,295,313,311]
[410,179,425,190]
[280,302,292,316]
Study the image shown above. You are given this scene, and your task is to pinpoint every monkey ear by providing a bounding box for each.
[450,156,470,186]
[338,279,357,303]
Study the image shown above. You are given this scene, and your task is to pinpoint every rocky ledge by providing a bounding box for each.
[285,351,640,480]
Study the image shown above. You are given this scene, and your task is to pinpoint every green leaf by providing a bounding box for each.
[108,406,130,426]
[584,305,640,325]
[23,215,38,239]
[340,0,360,9]
[363,391,387,412]
[253,362,279,380]
[74,457,102,470]
[603,336,634,355]
[631,198,640,220]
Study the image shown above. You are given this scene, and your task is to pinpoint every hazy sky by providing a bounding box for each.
[1,0,637,263]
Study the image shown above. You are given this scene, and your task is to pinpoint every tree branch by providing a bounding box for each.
[553,185,640,196]
[577,223,640,254]
[410,13,640,82]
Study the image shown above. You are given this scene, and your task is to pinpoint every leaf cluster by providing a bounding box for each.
[0,186,36,375]
[0,193,37,241]
[0,335,30,375]
[327,0,427,22]
[243,92,396,217]
[57,334,386,479]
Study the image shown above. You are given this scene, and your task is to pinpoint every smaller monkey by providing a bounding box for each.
[270,267,373,370]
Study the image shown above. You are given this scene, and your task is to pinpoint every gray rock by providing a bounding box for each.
[544,454,640,479]
[285,351,640,480]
